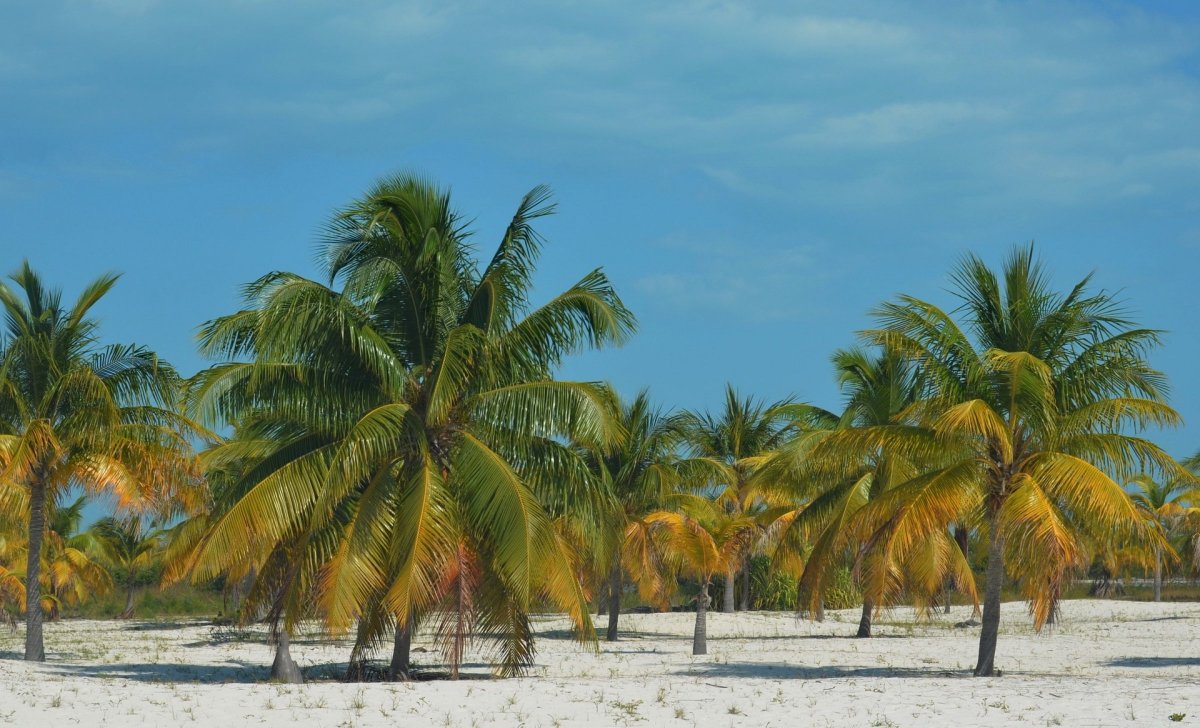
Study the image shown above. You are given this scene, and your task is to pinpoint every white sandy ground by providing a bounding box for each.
[0,600,1197,727]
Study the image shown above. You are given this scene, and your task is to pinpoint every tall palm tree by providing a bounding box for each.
[770,347,975,637]
[0,264,198,660]
[852,245,1182,676]
[186,174,635,678]
[682,385,802,612]
[93,515,162,618]
[583,389,732,641]
[580,390,683,641]
[1127,473,1200,601]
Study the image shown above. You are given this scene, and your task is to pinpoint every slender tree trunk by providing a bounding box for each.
[388,620,412,681]
[605,561,621,642]
[1153,547,1163,602]
[693,580,710,655]
[740,561,751,611]
[974,516,1005,677]
[270,629,303,684]
[24,478,47,662]
[119,583,136,620]
[722,567,736,613]
[943,579,952,614]
[945,525,969,615]
[856,597,873,638]
[815,598,825,622]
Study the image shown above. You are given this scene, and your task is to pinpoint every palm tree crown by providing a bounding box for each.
[186,174,636,677]
[0,263,197,660]
[855,245,1183,675]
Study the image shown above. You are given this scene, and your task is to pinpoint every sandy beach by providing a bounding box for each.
[1,599,1196,727]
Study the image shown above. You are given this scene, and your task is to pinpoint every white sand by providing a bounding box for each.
[1,599,1198,727]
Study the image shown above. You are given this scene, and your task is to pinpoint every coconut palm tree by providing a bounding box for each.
[93,515,162,618]
[185,173,635,678]
[0,263,199,660]
[681,386,803,612]
[769,346,976,637]
[1127,473,1200,601]
[581,389,732,641]
[630,500,757,655]
[578,390,682,641]
[851,245,1182,676]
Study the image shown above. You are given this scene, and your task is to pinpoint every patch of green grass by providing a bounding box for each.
[69,584,225,619]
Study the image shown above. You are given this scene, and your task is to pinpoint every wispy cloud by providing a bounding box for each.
[635,236,827,321]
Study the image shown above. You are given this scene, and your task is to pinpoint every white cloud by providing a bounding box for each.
[4,0,1200,217]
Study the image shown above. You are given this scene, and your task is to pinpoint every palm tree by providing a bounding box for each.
[631,501,756,655]
[0,264,199,660]
[1127,473,1200,601]
[770,347,975,637]
[582,389,732,641]
[579,390,681,641]
[853,245,1182,676]
[186,174,635,678]
[682,385,802,612]
[93,515,162,618]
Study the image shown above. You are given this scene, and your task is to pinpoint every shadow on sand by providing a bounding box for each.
[124,620,216,632]
[676,662,967,680]
[44,661,264,684]
[45,659,500,684]
[1105,656,1200,668]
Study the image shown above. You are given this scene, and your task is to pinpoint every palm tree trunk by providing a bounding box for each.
[946,525,969,615]
[1153,547,1163,602]
[943,579,952,614]
[24,477,47,662]
[856,597,873,638]
[693,580,710,655]
[740,561,751,611]
[974,516,1005,677]
[270,629,303,684]
[119,582,136,620]
[722,567,735,613]
[814,598,825,622]
[605,561,621,642]
[388,620,412,681]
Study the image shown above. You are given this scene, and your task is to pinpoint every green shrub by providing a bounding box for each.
[68,583,225,620]
[749,556,799,610]
[823,566,862,610]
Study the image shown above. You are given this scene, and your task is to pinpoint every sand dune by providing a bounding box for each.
[1,599,1197,727]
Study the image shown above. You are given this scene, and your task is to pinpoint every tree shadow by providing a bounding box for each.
[677,662,968,680]
[1105,657,1200,668]
[539,628,682,641]
[124,620,211,632]
[45,660,264,684]
[307,660,495,682]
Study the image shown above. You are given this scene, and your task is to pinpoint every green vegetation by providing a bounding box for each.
[1,176,1196,683]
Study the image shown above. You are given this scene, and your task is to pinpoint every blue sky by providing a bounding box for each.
[2,0,1198,461]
